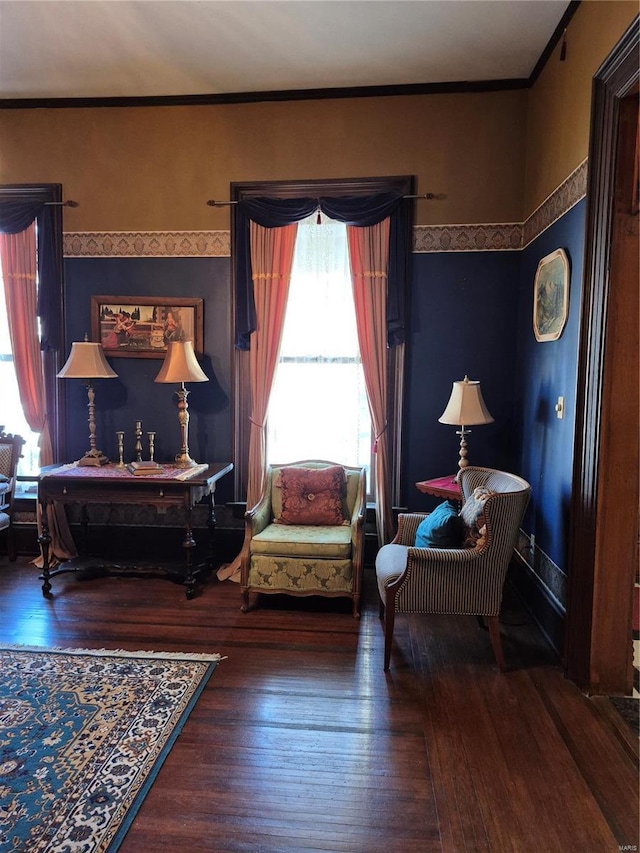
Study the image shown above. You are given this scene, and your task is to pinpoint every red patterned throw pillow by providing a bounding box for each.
[275,465,348,526]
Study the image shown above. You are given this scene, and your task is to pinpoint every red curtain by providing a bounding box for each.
[218,220,297,583]
[246,221,299,509]
[347,219,394,545]
[0,225,52,463]
[0,224,76,563]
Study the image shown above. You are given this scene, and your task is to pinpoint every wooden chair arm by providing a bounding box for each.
[244,492,272,536]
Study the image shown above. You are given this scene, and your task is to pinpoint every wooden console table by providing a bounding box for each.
[415,474,462,501]
[38,461,233,599]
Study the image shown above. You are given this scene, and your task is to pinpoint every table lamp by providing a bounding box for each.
[154,340,208,467]
[57,337,118,466]
[438,375,494,470]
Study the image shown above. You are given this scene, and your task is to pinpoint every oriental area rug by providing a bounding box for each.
[0,645,222,852]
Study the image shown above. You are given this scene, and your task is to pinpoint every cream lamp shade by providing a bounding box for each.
[154,341,208,467]
[57,340,118,380]
[439,376,494,428]
[154,340,208,384]
[439,375,494,469]
[57,338,117,466]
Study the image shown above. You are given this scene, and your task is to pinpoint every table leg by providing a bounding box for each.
[38,500,52,597]
[182,507,196,599]
[206,491,217,569]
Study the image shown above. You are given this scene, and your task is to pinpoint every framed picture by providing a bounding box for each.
[91,296,203,358]
[533,249,569,342]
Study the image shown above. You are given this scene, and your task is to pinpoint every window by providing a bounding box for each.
[0,183,65,487]
[0,276,41,487]
[266,213,373,488]
[231,176,412,506]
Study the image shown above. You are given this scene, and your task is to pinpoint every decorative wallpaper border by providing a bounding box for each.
[63,230,230,258]
[63,163,588,258]
[412,223,522,253]
[521,159,588,249]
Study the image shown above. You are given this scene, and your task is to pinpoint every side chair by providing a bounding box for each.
[0,430,25,561]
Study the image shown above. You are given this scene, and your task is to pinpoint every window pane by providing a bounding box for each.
[267,215,372,486]
[279,217,359,358]
[268,361,371,467]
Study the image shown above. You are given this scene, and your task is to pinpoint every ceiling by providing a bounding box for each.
[0,0,573,103]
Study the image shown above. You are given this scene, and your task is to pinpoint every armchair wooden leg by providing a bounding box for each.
[240,588,250,613]
[383,592,395,672]
[487,615,506,673]
[352,594,361,619]
[8,526,17,562]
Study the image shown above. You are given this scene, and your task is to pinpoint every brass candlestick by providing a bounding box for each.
[147,431,156,462]
[115,431,125,467]
[134,420,143,463]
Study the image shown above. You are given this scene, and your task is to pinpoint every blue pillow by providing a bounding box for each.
[415,500,463,548]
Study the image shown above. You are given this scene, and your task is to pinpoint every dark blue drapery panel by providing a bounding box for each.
[36,205,63,352]
[0,188,63,351]
[234,191,410,350]
[0,200,45,233]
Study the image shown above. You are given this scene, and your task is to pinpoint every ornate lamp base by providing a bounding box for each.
[173,385,198,468]
[456,426,471,469]
[173,451,198,468]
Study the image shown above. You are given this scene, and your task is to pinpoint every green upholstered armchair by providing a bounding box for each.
[240,460,367,618]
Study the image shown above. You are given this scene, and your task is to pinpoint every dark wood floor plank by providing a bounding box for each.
[0,557,637,852]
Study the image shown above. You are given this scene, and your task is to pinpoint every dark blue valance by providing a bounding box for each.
[235,191,411,350]
[0,187,63,351]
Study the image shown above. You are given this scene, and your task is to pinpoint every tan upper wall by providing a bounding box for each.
[524,0,637,215]
[0,1,636,231]
[0,92,527,231]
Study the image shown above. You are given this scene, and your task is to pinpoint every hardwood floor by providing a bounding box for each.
[0,555,637,853]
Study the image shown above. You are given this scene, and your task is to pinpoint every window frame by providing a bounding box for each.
[230,175,413,506]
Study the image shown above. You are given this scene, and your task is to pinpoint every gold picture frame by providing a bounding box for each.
[533,249,569,342]
[91,295,203,358]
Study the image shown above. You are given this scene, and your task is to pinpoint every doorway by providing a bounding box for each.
[565,19,639,694]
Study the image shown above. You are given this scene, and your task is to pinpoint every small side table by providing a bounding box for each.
[415,474,461,501]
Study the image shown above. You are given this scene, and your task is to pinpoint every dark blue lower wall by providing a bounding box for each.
[403,250,522,512]
[62,212,585,598]
[63,257,233,504]
[514,200,586,573]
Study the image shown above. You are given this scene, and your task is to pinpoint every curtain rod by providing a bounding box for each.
[44,200,79,207]
[206,192,446,207]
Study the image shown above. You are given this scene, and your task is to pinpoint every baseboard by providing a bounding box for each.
[509,551,566,658]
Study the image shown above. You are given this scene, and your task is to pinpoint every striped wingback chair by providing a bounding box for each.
[375,466,531,671]
[0,430,25,561]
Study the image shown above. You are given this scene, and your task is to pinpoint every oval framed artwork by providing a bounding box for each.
[533,248,570,342]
